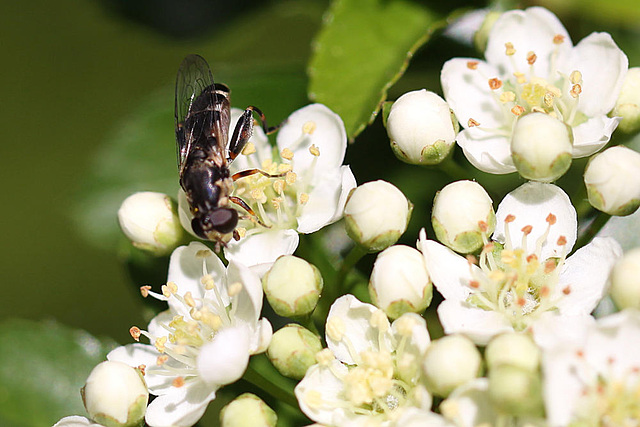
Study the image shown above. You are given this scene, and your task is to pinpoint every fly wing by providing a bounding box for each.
[175,54,215,177]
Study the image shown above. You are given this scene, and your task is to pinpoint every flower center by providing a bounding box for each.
[465,213,568,330]
[232,121,319,234]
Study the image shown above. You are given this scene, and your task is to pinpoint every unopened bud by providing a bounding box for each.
[609,248,640,309]
[488,365,544,417]
[432,180,495,254]
[422,335,482,398]
[485,332,540,373]
[369,245,432,319]
[386,90,457,165]
[511,113,572,182]
[81,361,148,427]
[118,192,185,256]
[611,67,640,134]
[262,255,323,318]
[344,180,413,252]
[584,146,640,216]
[267,324,323,380]
[474,10,502,52]
[220,393,277,427]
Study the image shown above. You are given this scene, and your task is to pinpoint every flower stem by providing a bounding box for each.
[438,156,470,182]
[243,354,299,409]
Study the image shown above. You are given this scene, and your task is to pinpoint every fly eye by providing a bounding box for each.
[191,217,208,239]
[209,208,238,234]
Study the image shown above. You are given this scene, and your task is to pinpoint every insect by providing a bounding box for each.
[175,54,281,249]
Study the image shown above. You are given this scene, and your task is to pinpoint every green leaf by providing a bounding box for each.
[0,319,117,427]
[308,0,443,140]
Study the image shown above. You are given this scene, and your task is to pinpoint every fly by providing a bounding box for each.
[175,54,282,250]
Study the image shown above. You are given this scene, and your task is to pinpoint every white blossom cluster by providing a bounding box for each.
[56,6,640,427]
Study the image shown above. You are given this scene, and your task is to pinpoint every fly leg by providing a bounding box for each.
[229,196,270,228]
[227,106,286,162]
[231,168,287,181]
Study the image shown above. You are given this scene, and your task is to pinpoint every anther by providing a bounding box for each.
[505,42,516,56]
[201,274,215,290]
[466,61,479,70]
[540,286,550,297]
[562,286,571,295]
[137,364,146,376]
[521,225,533,235]
[468,118,480,127]
[236,227,247,238]
[281,148,294,160]
[273,179,285,194]
[130,326,141,341]
[466,254,478,265]
[172,377,185,388]
[272,196,283,209]
[469,280,480,289]
[242,142,256,156]
[570,70,582,84]
[228,282,242,297]
[557,236,567,246]
[500,91,516,103]
[526,254,538,263]
[285,171,297,185]
[513,72,527,84]
[505,214,516,223]
[489,78,503,90]
[140,285,151,297]
[196,249,212,258]
[184,292,196,308]
[517,297,526,307]
[546,213,557,225]
[299,193,309,205]
[511,105,525,116]
[527,52,537,65]
[543,92,555,108]
[155,336,167,353]
[302,121,317,135]
[309,144,320,156]
[478,220,488,232]
[544,259,557,274]
[156,355,169,366]
[570,84,582,98]
[553,34,565,44]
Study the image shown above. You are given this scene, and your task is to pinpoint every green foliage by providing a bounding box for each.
[0,319,116,427]
[308,0,443,140]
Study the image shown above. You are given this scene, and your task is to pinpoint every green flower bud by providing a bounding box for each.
[266,324,323,380]
[422,335,482,398]
[488,365,544,417]
[344,180,413,252]
[369,245,433,319]
[118,192,185,256]
[386,90,457,165]
[511,113,572,182]
[220,393,277,427]
[81,361,148,427]
[584,146,640,216]
[611,67,640,134]
[262,255,323,318]
[431,180,495,254]
[610,248,640,310]
[485,332,540,373]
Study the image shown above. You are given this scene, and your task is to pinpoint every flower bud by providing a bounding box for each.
[53,416,102,427]
[611,67,640,134]
[431,180,495,254]
[511,113,572,182]
[584,146,640,216]
[81,361,148,427]
[262,255,323,318]
[118,192,185,256]
[369,245,433,319]
[422,334,482,398]
[609,248,640,310]
[344,180,413,252]
[266,324,323,380]
[386,90,457,165]
[220,393,277,427]
[485,332,540,373]
[473,10,501,52]
[488,365,544,417]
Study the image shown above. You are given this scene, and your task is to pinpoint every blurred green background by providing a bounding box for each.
[2,0,640,425]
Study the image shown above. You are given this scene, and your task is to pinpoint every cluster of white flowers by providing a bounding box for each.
[56,6,640,427]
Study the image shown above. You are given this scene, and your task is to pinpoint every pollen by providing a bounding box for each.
[281,147,294,160]
[277,163,293,174]
[546,213,557,225]
[467,61,479,70]
[242,142,256,155]
[156,355,169,366]
[236,227,246,238]
[172,377,186,388]
[511,105,525,116]
[309,144,320,157]
[201,274,215,290]
[468,118,480,127]
[140,285,151,297]
[326,317,346,342]
[273,179,285,194]
[505,214,516,223]
[553,34,565,44]
[570,70,583,84]
[286,171,297,185]
[272,196,283,209]
[302,121,317,135]
[570,84,582,98]
[489,78,503,90]
[527,51,537,65]
[155,336,167,353]
[130,326,141,341]
[299,193,309,205]
[500,91,516,103]
[557,236,567,246]
[505,42,516,56]
[162,281,178,297]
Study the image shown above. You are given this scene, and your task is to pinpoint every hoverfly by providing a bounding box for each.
[175,54,281,250]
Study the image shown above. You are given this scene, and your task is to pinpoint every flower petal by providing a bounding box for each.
[541,346,585,427]
[227,108,271,174]
[108,343,178,393]
[226,260,263,325]
[418,236,474,303]
[252,317,273,355]
[557,32,628,117]
[295,361,349,426]
[485,7,572,80]
[441,378,499,427]
[437,300,513,345]
[53,416,101,427]
[144,380,216,427]
[441,58,505,129]
[555,237,622,315]
[197,325,250,385]
[571,115,621,158]
[456,127,515,174]
[494,182,577,258]
[224,228,299,277]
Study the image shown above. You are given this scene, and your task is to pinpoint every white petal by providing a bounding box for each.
[328,165,358,224]
[228,108,272,174]
[297,169,347,234]
[441,58,505,129]
[177,189,198,238]
[145,380,216,427]
[541,347,585,427]
[224,228,299,277]
[392,312,431,354]
[571,115,621,158]
[326,295,389,365]
[441,378,498,427]
[107,343,179,394]
[168,242,227,314]
[443,9,489,46]
[251,317,273,354]
[147,310,173,338]
[531,312,594,351]
[226,260,263,325]
[591,310,640,374]
[558,32,628,117]
[295,362,349,425]
[418,237,474,303]
[393,408,454,427]
[485,7,572,80]
[456,127,516,174]
[277,104,347,177]
[494,182,577,258]
[555,237,622,315]
[197,326,250,385]
[437,300,513,345]
[53,416,101,427]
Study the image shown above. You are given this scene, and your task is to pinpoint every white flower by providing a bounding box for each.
[295,295,432,426]
[108,242,272,427]
[534,309,640,426]
[441,7,628,175]
[52,416,103,427]
[418,181,622,345]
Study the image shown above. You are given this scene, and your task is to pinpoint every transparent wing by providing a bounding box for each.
[175,54,215,176]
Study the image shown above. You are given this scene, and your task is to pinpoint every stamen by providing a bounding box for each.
[511,105,525,116]
[140,285,151,297]
[468,118,480,127]
[489,78,503,90]
[299,193,309,205]
[562,286,571,295]
[172,377,185,388]
[156,355,169,366]
[553,34,565,44]
[467,61,479,70]
[285,171,297,185]
[236,227,246,238]
[500,91,516,103]
[309,144,320,157]
[281,148,294,160]
[570,84,582,98]
[527,51,537,65]
[130,326,141,341]
[505,42,516,56]
[513,72,527,84]
[570,70,583,84]
[302,121,317,135]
